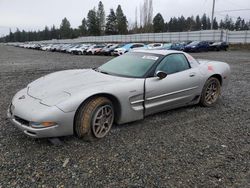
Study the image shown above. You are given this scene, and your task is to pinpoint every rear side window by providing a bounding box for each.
[156,54,190,75]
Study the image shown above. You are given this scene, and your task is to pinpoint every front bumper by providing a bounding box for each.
[184,48,197,52]
[113,51,125,56]
[7,89,75,138]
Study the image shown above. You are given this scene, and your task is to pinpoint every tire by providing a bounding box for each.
[75,97,114,141]
[200,77,221,107]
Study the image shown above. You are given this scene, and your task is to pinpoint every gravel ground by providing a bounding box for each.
[0,45,249,187]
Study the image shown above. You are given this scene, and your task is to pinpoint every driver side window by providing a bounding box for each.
[156,54,190,75]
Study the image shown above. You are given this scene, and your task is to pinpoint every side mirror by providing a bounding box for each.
[156,71,168,79]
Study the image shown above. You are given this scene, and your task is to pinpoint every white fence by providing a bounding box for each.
[40,29,250,44]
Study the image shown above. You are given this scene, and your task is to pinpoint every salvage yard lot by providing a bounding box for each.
[0,44,249,187]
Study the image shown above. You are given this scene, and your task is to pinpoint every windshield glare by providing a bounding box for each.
[98,52,160,78]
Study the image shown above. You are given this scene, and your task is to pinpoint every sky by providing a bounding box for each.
[0,0,250,36]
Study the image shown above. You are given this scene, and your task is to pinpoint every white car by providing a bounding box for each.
[147,43,164,49]
[113,43,145,56]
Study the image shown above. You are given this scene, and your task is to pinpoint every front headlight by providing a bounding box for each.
[30,121,57,128]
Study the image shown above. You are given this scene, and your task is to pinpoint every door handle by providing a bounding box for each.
[189,73,196,77]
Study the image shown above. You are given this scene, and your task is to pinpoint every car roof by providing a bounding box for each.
[131,49,184,56]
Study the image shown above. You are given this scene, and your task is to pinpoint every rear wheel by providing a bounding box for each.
[200,77,221,107]
[75,97,114,141]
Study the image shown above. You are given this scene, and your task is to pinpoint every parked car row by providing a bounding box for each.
[10,41,229,55]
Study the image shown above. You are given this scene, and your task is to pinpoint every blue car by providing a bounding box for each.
[184,41,210,52]
[170,43,185,51]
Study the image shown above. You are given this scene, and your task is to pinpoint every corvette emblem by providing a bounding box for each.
[19,95,25,100]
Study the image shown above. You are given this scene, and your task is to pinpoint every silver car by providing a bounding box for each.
[7,50,230,140]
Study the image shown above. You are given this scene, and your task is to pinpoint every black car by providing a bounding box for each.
[184,41,210,52]
[209,42,229,51]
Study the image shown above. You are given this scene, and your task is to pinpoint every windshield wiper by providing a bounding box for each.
[93,68,110,75]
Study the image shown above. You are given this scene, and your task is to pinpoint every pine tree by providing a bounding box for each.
[14,28,21,42]
[201,14,207,30]
[97,1,105,35]
[235,17,242,30]
[87,8,100,35]
[8,29,14,42]
[44,26,50,40]
[153,13,165,33]
[60,17,72,39]
[51,25,58,39]
[79,18,88,36]
[213,18,219,29]
[195,15,201,30]
[116,5,128,34]
[224,15,234,30]
[105,9,117,35]
[186,16,196,31]
[207,17,211,30]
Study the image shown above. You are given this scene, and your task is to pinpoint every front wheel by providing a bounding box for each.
[200,77,221,107]
[75,97,114,140]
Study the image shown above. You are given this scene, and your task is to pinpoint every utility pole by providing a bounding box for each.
[211,0,215,29]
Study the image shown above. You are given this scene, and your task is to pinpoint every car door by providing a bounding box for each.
[145,53,202,115]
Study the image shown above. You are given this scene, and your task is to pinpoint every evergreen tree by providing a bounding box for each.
[44,26,50,40]
[51,25,58,39]
[212,18,219,29]
[60,17,72,39]
[186,16,196,31]
[153,13,165,33]
[224,15,234,30]
[71,28,80,38]
[79,18,88,36]
[178,16,186,31]
[235,17,242,30]
[14,28,21,42]
[201,14,207,30]
[105,9,117,35]
[195,15,202,30]
[87,8,100,35]
[219,20,224,29]
[97,1,105,35]
[207,17,211,30]
[8,29,14,42]
[116,5,128,34]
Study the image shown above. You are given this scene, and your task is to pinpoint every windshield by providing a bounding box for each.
[98,52,161,78]
[189,41,199,45]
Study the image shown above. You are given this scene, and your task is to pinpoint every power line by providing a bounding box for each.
[215,12,250,20]
[215,8,250,13]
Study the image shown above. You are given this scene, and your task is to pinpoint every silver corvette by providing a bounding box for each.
[7,50,230,140]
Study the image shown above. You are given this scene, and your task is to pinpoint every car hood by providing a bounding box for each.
[114,47,127,51]
[27,69,130,106]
